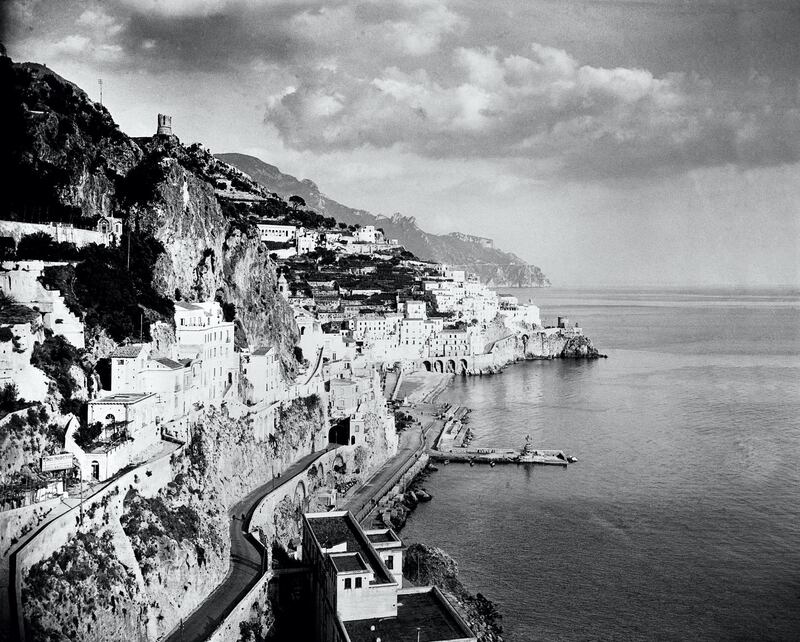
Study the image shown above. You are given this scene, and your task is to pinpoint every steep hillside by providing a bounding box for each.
[216,153,550,287]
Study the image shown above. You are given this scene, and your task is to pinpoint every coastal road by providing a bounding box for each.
[163,447,332,642]
[346,402,443,525]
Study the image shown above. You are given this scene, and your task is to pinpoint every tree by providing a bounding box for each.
[289,195,306,211]
[338,222,348,230]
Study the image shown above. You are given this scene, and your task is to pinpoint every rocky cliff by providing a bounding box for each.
[216,153,550,287]
[404,543,503,642]
[2,58,142,221]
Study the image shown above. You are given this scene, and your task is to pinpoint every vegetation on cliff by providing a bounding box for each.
[404,543,503,642]
[272,394,324,458]
[23,529,145,642]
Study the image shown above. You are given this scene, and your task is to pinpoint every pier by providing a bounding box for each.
[429,448,572,466]
[429,405,576,467]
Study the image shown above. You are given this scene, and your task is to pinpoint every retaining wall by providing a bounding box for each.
[206,567,271,642]
[8,442,181,641]
[0,221,109,247]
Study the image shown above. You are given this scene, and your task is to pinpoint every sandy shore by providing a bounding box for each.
[396,371,454,405]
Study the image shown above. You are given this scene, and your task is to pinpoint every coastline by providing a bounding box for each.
[379,370,505,641]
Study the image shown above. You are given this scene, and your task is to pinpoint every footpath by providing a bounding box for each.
[163,447,332,642]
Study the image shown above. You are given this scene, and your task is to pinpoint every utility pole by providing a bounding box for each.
[98,78,103,105]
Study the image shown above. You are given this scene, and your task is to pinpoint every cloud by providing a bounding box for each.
[263,43,800,177]
[5,0,799,179]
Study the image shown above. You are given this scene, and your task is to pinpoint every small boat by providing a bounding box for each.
[489,461,496,468]
[567,455,578,463]
[469,459,475,467]
[443,459,450,465]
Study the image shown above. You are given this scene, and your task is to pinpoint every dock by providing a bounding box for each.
[428,447,572,466]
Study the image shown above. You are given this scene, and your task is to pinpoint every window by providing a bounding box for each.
[344,578,352,589]
[118,360,125,365]
[386,555,393,569]
[355,577,362,589]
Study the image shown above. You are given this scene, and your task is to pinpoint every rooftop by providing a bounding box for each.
[330,552,369,574]
[306,513,394,585]
[345,588,474,642]
[90,392,155,405]
[251,347,275,356]
[365,529,401,546]
[173,301,202,311]
[152,357,184,369]
[109,344,146,358]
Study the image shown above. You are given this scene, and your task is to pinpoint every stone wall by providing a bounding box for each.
[0,221,109,247]
[9,442,180,641]
[206,566,271,642]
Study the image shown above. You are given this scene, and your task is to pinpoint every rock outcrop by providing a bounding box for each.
[404,543,503,642]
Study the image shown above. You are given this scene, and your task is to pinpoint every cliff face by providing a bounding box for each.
[215,153,550,287]
[23,530,148,642]
[2,59,142,220]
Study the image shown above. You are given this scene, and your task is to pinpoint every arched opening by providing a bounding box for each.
[294,480,306,509]
[105,413,116,440]
[350,436,356,445]
[433,360,443,373]
[333,454,346,475]
[459,359,468,374]
[447,359,456,373]
[328,418,351,446]
[422,361,432,372]
[91,461,100,480]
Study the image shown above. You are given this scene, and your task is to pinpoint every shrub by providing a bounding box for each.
[30,333,80,401]
[16,232,79,261]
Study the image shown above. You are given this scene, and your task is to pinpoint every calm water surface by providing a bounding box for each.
[402,288,800,641]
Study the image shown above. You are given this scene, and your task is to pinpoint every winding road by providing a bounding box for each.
[163,448,331,642]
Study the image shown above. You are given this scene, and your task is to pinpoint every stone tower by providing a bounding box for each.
[156,113,172,136]
[277,273,289,301]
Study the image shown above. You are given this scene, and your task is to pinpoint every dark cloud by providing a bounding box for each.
[6,0,800,179]
[263,44,800,177]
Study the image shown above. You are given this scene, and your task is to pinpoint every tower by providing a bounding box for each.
[277,273,289,301]
[156,113,172,136]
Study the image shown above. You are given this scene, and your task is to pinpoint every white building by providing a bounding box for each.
[1,260,85,348]
[174,301,238,400]
[72,392,160,481]
[242,347,284,405]
[257,223,297,243]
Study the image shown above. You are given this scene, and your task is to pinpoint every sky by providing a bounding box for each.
[4,0,800,286]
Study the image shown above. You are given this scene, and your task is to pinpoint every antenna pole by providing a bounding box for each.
[98,79,103,105]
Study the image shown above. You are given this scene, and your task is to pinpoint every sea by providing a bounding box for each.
[402,287,800,641]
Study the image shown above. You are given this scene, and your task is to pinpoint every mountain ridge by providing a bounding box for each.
[215,152,550,287]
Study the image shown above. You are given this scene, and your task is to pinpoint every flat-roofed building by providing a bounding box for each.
[242,346,283,405]
[174,300,238,400]
[257,222,297,243]
[303,511,475,642]
[70,392,159,481]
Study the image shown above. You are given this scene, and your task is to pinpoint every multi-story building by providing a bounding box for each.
[303,511,475,642]
[174,300,238,400]
[257,222,297,243]
[242,346,284,405]
[352,313,402,342]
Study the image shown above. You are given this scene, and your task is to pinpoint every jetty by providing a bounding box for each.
[430,421,577,467]
[429,447,573,467]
